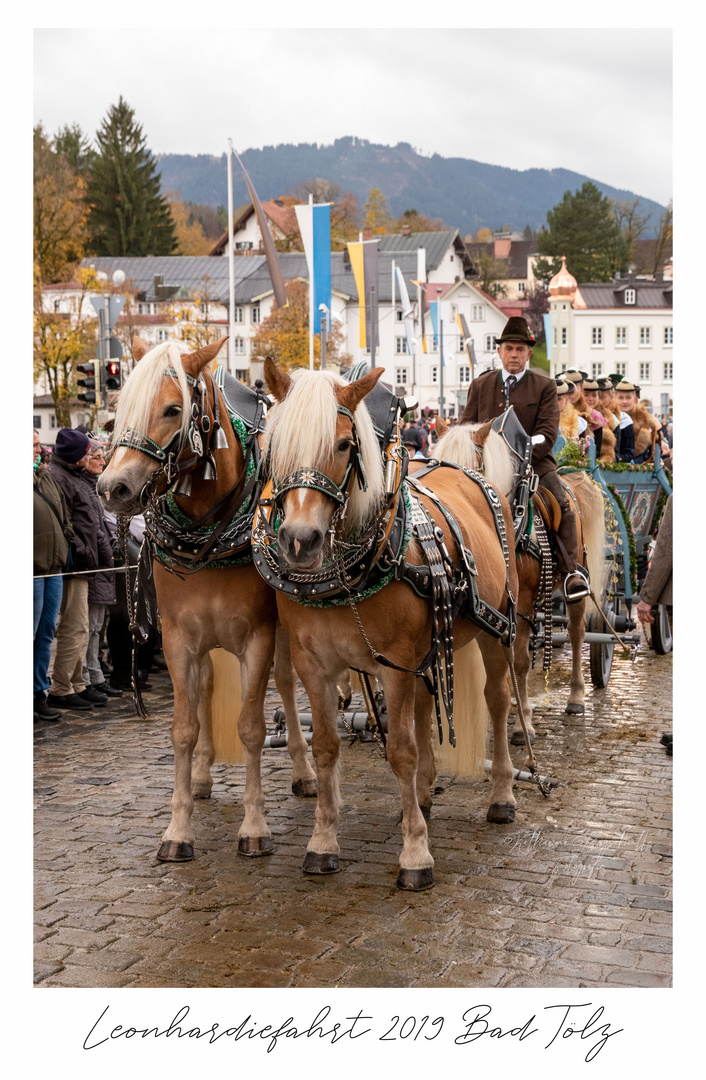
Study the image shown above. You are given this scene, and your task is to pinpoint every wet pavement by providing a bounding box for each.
[34,631,672,989]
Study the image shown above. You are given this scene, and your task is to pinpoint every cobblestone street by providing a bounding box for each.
[34,633,672,990]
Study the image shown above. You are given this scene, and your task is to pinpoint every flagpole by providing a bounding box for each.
[308,193,314,370]
[227,139,235,377]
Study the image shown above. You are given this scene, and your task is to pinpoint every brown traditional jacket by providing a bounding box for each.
[461,368,560,476]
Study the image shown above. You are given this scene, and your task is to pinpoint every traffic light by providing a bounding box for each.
[104,360,122,391]
[76,361,99,404]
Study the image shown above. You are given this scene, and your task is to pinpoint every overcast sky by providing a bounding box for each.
[34,27,672,206]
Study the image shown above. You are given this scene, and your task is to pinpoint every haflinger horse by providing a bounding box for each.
[97,335,316,863]
[258,358,521,891]
[433,417,607,742]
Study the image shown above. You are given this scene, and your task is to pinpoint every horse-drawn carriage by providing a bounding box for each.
[98,337,672,889]
[548,435,673,688]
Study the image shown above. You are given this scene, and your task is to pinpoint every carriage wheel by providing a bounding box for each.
[650,604,673,655]
[588,600,616,688]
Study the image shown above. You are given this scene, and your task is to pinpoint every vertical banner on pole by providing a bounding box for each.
[232,149,287,309]
[456,313,476,377]
[295,201,332,368]
[347,239,379,350]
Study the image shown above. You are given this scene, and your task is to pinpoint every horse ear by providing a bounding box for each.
[435,416,449,438]
[335,366,385,414]
[264,356,292,402]
[471,419,494,447]
[181,336,229,377]
[132,336,150,362]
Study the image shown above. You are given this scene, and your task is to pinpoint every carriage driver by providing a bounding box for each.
[460,316,590,602]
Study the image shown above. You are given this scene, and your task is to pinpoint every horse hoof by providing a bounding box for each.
[192,783,212,799]
[303,851,340,874]
[238,836,273,857]
[157,841,194,862]
[419,804,432,821]
[397,867,434,891]
[292,778,318,798]
[487,803,516,825]
[510,730,534,746]
[565,702,585,715]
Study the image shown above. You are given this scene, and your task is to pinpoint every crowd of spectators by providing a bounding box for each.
[33,426,161,721]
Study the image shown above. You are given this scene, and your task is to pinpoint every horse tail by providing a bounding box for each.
[209,647,246,764]
[566,472,608,615]
[434,639,488,778]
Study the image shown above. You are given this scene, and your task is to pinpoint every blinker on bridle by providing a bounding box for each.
[114,367,229,498]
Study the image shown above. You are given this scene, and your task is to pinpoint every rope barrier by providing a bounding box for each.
[33,564,139,581]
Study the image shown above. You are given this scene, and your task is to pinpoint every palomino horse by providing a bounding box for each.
[97,336,316,862]
[434,418,607,742]
[258,359,521,891]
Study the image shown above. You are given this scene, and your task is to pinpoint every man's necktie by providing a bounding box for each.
[504,374,517,408]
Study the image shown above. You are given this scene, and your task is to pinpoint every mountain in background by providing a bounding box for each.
[156,136,667,238]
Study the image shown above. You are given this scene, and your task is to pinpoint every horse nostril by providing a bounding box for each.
[110,482,129,502]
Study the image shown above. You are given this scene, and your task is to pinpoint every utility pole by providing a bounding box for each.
[437,288,445,419]
[370,285,376,368]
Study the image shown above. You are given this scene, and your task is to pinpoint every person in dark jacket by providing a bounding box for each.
[33,430,73,721]
[79,441,122,698]
[461,317,589,601]
[46,428,107,711]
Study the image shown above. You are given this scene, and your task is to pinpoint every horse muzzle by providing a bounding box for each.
[276,523,324,570]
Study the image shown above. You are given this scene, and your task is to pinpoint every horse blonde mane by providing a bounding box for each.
[265,368,384,537]
[435,424,515,498]
[111,340,194,450]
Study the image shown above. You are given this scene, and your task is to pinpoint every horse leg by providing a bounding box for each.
[565,598,587,714]
[158,647,203,861]
[294,661,342,875]
[383,668,434,890]
[192,652,215,799]
[477,636,516,825]
[413,681,436,821]
[273,624,317,798]
[236,628,275,856]
[509,615,536,746]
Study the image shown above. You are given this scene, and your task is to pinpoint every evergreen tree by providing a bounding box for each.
[86,97,176,257]
[537,181,628,283]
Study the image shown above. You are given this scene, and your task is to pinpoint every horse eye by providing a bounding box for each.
[164,405,181,418]
[337,439,351,452]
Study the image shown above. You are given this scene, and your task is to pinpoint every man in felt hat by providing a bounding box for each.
[615,381,664,463]
[461,316,589,601]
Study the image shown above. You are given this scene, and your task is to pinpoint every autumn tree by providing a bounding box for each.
[524,283,550,346]
[473,250,509,298]
[611,197,651,266]
[167,193,213,255]
[363,187,393,235]
[34,124,90,284]
[475,227,494,243]
[251,279,351,370]
[393,208,446,232]
[650,200,673,276]
[537,181,628,283]
[33,266,104,427]
[86,97,176,257]
[166,275,223,351]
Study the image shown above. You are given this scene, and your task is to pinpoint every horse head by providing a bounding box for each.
[435,419,515,497]
[264,357,384,571]
[97,335,229,514]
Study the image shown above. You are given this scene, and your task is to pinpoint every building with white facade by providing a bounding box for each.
[547,257,673,416]
[36,229,519,431]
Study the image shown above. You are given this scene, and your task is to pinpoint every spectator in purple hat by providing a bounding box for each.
[46,428,107,712]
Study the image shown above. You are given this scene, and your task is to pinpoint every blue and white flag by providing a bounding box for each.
[295,202,332,328]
